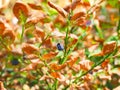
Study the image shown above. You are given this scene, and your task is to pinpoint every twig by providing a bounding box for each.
[117,4,120,38]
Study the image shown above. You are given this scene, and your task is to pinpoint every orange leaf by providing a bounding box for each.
[67,57,78,67]
[34,27,45,40]
[102,41,116,55]
[50,72,61,79]
[43,38,53,48]
[28,3,42,10]
[79,60,93,71]
[2,30,15,41]
[101,59,109,68]
[76,17,86,26]
[50,63,66,70]
[13,1,29,19]
[42,52,58,60]
[22,43,39,54]
[0,20,5,35]
[48,1,68,18]
[54,14,66,27]
[71,12,85,21]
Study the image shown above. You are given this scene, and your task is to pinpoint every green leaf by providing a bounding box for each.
[85,48,90,58]
[107,0,118,7]
[89,55,103,64]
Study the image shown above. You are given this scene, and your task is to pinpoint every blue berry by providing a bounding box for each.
[57,43,64,51]
[11,58,19,65]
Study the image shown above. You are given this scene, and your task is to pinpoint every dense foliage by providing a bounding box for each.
[0,0,120,90]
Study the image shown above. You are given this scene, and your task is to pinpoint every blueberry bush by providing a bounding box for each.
[0,0,120,90]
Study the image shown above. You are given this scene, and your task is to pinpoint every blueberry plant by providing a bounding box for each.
[0,0,120,90]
